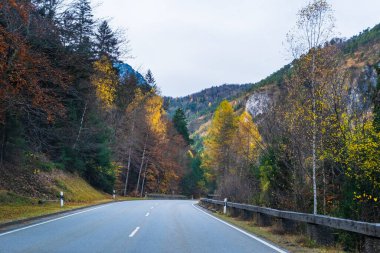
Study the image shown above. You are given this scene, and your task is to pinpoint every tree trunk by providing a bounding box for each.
[0,123,7,167]
[123,146,132,196]
[140,159,149,197]
[323,165,326,214]
[73,100,88,149]
[123,117,136,196]
[136,133,148,194]
[311,53,318,215]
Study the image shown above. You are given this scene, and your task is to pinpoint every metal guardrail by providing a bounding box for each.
[200,198,380,238]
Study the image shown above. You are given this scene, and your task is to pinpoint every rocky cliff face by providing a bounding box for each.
[245,90,271,118]
[348,65,378,115]
[244,64,379,121]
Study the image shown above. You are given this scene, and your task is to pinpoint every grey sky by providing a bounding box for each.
[92,0,380,97]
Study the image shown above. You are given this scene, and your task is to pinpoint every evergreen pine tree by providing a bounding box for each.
[173,108,191,144]
[95,21,120,61]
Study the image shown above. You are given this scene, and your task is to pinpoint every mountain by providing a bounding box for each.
[165,23,380,140]
[164,83,252,134]
[114,62,146,84]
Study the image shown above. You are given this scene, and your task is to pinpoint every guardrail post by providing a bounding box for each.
[242,209,253,220]
[273,218,298,234]
[60,191,64,207]
[255,213,271,227]
[306,223,334,245]
[223,198,227,214]
[364,236,380,253]
[112,190,115,200]
[228,206,240,217]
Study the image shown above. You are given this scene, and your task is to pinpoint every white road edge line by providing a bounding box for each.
[0,205,109,237]
[145,212,150,217]
[192,203,288,253]
[129,227,140,237]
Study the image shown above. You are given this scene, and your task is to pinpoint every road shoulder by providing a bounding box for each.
[194,203,344,253]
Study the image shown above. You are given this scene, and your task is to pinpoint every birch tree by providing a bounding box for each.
[287,0,335,214]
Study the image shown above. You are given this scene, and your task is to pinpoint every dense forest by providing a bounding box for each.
[0,0,192,197]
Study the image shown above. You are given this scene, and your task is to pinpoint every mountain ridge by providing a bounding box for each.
[165,23,380,139]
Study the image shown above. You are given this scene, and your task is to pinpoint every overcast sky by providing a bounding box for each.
[92,0,380,97]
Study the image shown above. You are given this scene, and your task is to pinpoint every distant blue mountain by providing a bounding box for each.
[114,62,146,84]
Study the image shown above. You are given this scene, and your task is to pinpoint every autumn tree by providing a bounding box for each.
[91,55,119,109]
[0,0,68,163]
[202,100,236,179]
[233,111,261,178]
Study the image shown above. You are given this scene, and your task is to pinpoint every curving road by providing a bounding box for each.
[0,200,287,253]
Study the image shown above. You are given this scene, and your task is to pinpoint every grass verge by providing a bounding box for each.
[0,194,144,225]
[0,168,146,225]
[202,206,344,253]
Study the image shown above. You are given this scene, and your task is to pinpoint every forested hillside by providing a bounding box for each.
[180,1,380,233]
[167,24,380,139]
[165,84,252,134]
[0,0,191,199]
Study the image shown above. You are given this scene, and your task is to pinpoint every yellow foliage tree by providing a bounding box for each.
[202,100,236,177]
[144,95,166,138]
[234,111,262,177]
[91,55,118,109]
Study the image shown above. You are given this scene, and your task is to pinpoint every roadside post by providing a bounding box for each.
[60,191,64,207]
[223,198,227,214]
[113,190,116,200]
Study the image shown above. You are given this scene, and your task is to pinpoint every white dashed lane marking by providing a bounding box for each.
[129,227,140,238]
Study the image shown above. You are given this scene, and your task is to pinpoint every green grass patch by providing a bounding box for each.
[0,190,34,205]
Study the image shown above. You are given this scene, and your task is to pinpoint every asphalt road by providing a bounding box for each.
[0,200,287,253]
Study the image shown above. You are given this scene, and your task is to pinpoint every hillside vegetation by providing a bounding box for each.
[166,23,380,140]
[165,84,252,133]
[0,0,191,202]
[0,170,111,224]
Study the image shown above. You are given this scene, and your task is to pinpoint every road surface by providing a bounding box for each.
[0,200,287,253]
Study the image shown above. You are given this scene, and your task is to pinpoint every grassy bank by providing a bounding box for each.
[0,191,143,225]
[0,197,109,224]
[0,170,142,225]
[203,207,344,253]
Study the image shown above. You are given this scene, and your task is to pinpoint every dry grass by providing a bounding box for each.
[0,194,143,224]
[49,170,108,202]
[211,212,345,253]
